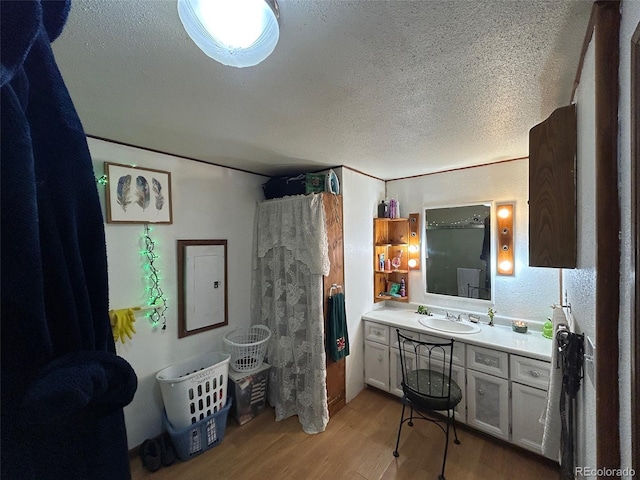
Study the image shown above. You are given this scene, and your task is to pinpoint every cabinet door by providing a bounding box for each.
[364,340,389,392]
[467,370,509,440]
[389,348,417,397]
[425,358,467,424]
[529,104,577,268]
[511,383,549,456]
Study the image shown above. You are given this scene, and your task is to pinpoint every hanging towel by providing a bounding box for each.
[457,268,480,297]
[328,292,349,361]
[540,306,566,461]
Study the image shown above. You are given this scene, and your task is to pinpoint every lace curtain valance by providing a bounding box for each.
[250,194,330,434]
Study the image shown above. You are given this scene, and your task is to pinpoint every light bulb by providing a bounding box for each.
[198,0,265,49]
[408,259,418,268]
[499,260,513,272]
[498,208,511,219]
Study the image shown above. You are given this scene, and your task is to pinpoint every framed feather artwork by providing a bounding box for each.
[104,162,173,224]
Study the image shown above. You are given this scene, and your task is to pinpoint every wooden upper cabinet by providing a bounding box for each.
[528,104,577,268]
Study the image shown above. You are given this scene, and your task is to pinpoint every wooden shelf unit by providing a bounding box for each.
[374,218,410,303]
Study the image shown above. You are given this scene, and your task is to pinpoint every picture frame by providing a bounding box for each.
[177,240,228,338]
[104,162,173,224]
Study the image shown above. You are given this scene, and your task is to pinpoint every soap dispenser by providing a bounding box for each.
[542,318,553,339]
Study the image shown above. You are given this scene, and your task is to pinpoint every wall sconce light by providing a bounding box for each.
[496,203,514,275]
[408,213,420,270]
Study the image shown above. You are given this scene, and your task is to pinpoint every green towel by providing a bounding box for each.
[328,293,349,361]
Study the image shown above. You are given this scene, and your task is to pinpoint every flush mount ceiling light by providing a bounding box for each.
[177,0,280,68]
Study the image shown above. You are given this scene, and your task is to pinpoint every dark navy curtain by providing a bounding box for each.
[1,1,137,478]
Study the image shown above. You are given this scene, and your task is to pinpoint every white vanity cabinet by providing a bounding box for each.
[466,345,510,440]
[362,316,553,458]
[510,355,552,457]
[364,321,390,391]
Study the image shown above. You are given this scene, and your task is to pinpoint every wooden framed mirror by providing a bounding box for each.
[177,239,228,338]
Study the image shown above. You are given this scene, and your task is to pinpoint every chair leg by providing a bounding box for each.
[393,401,407,457]
[439,409,456,480]
[452,412,460,445]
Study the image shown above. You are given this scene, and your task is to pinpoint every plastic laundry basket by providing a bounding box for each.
[156,351,230,430]
[223,325,271,373]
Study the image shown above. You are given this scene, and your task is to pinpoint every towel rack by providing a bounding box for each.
[329,284,342,296]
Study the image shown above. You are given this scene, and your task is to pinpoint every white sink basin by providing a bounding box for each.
[418,316,481,334]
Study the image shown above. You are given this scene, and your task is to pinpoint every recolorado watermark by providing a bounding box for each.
[575,467,636,477]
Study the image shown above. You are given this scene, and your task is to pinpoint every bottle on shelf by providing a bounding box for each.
[377,200,388,218]
[400,278,406,297]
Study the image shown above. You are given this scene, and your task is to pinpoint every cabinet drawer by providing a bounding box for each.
[391,328,420,349]
[364,321,390,345]
[467,345,509,379]
[419,333,465,366]
[510,355,551,390]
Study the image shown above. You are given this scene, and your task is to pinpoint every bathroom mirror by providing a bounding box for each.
[424,204,492,301]
[177,239,228,338]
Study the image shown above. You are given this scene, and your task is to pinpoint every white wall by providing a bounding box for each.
[563,30,597,470]
[88,138,265,448]
[618,0,640,472]
[386,159,560,324]
[341,168,386,401]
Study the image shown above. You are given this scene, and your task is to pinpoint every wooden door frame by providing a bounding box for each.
[631,18,640,472]
[594,1,621,475]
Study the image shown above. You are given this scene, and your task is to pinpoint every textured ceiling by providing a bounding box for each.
[52,0,592,180]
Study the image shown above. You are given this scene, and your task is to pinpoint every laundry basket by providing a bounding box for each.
[223,325,271,373]
[156,351,230,430]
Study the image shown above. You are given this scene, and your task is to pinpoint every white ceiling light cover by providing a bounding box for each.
[177,0,279,68]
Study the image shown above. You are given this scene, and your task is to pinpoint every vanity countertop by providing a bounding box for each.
[362,307,552,362]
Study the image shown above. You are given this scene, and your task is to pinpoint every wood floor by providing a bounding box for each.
[131,387,559,480]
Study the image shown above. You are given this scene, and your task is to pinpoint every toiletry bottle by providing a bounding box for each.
[379,253,385,271]
[377,200,387,218]
[400,278,406,297]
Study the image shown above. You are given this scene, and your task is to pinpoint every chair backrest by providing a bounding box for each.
[396,329,455,401]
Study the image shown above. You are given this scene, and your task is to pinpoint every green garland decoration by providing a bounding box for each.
[143,224,168,329]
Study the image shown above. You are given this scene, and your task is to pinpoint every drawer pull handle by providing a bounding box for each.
[378,354,383,362]
[529,370,541,378]
[478,388,485,396]
[484,358,492,365]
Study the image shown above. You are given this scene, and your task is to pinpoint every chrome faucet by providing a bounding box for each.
[445,311,462,322]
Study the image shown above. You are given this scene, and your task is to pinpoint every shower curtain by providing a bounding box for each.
[250,194,330,434]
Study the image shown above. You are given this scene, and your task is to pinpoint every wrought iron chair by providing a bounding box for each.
[393,329,462,480]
